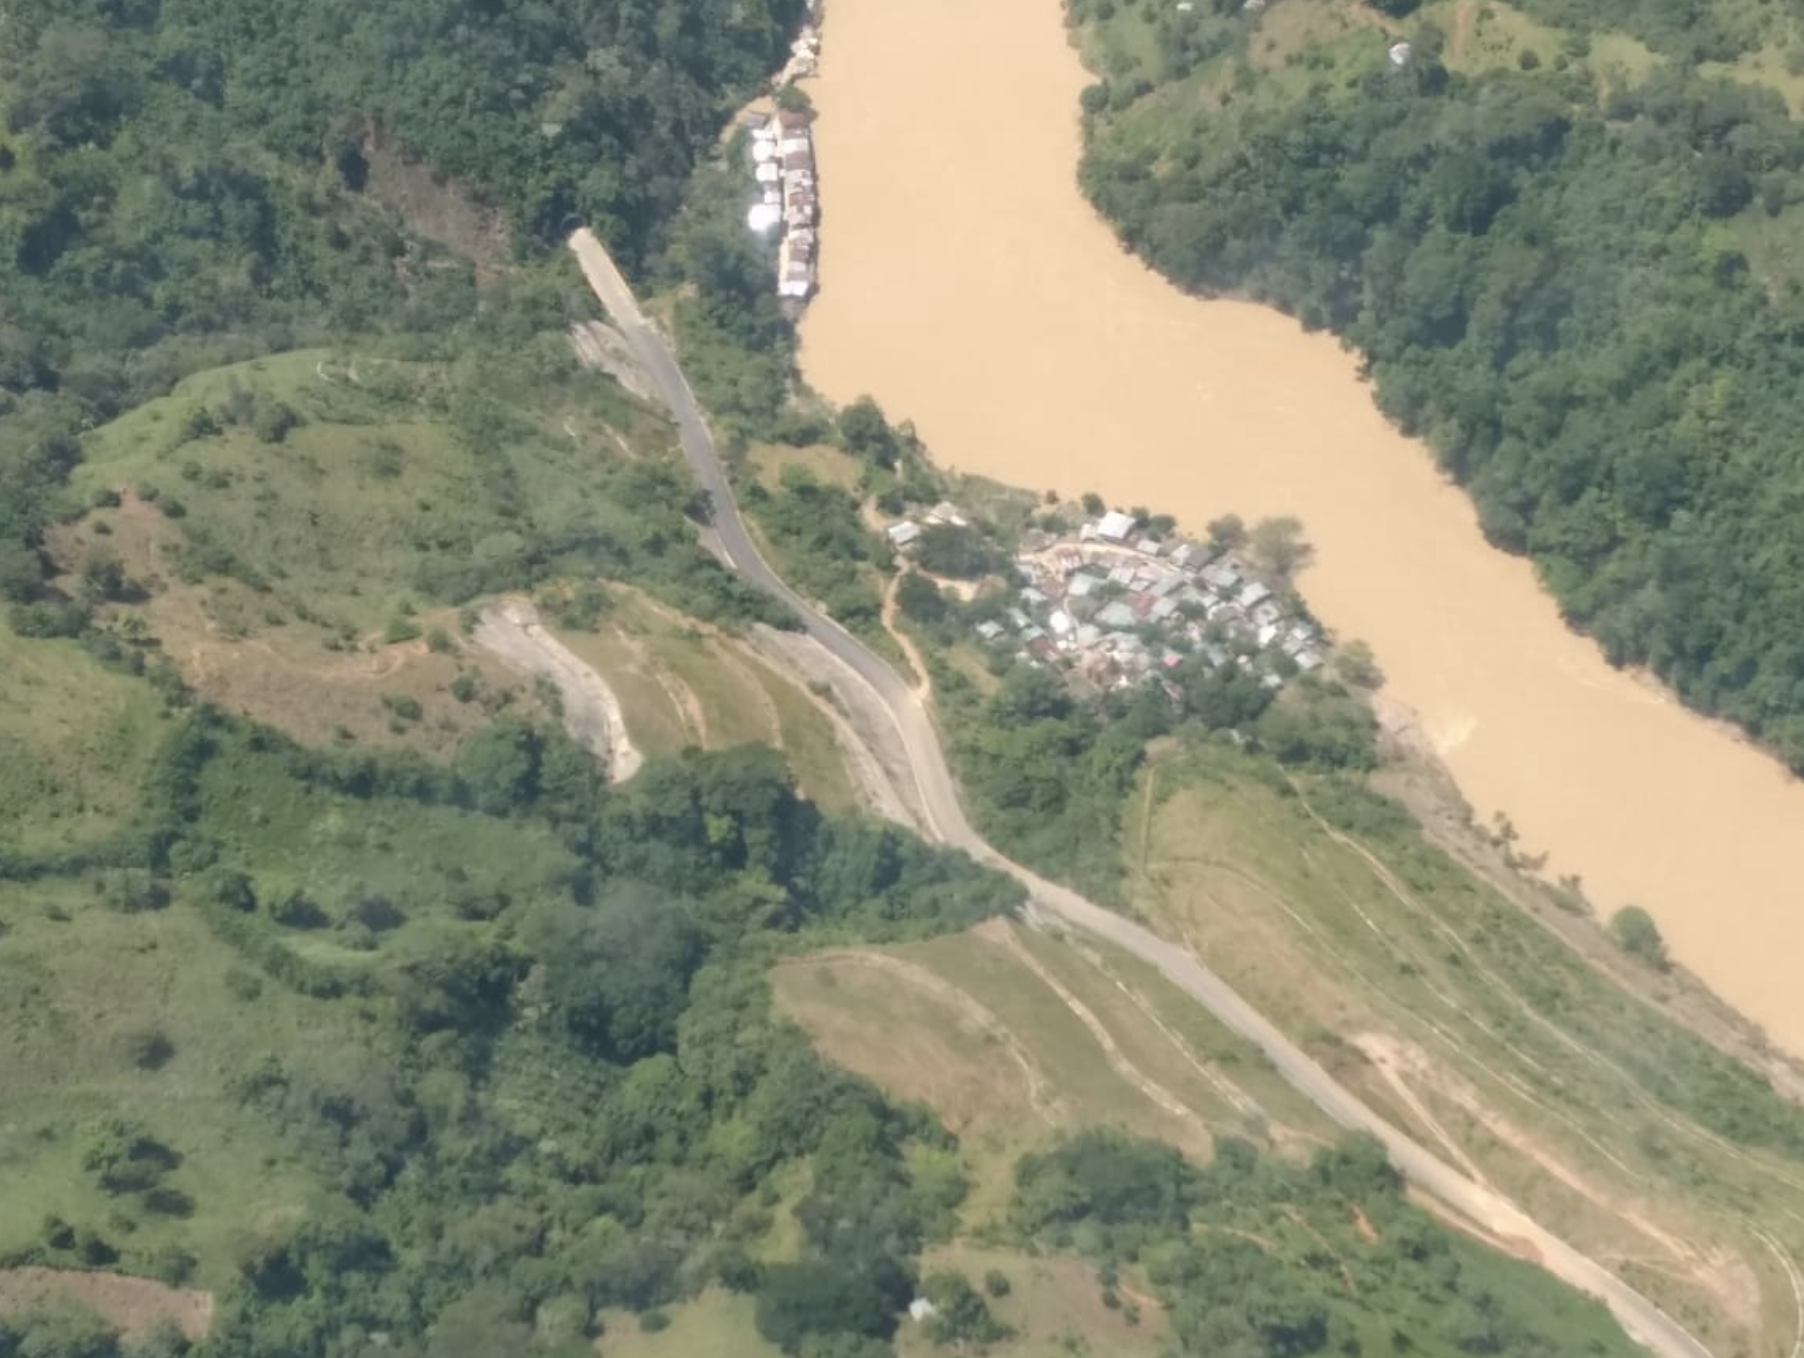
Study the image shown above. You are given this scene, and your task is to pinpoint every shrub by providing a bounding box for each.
[122,1029,176,1071]
[384,694,423,722]
[1610,906,1669,970]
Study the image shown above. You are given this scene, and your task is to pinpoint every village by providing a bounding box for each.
[743,22,822,301]
[890,506,1324,698]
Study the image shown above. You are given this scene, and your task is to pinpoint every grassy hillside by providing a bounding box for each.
[0,612,170,855]
[771,918,1648,1358]
[0,703,1023,1357]
[1118,740,1804,1352]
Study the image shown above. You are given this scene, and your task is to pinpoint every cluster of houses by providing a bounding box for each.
[744,19,822,304]
[746,109,819,300]
[976,509,1324,695]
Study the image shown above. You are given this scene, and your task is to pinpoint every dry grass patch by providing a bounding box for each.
[774,949,1049,1141]
[774,920,1246,1210]
[552,591,860,808]
[49,497,535,757]
[359,128,512,277]
[0,1268,213,1342]
[595,1289,782,1358]
[1122,746,1804,1355]
[897,1243,1168,1358]
[746,442,861,493]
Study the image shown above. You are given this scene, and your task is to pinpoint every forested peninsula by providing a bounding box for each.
[1076,0,1804,766]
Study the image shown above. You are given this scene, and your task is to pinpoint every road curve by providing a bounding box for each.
[566,229,1713,1358]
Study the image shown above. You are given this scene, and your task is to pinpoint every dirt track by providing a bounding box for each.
[568,225,1715,1358]
[472,599,643,781]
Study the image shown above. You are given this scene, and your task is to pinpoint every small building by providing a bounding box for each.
[1388,40,1413,67]
[887,520,922,547]
[1047,609,1076,638]
[1136,536,1163,556]
[1296,649,1324,671]
[908,1299,938,1324]
[1097,600,1137,630]
[1237,581,1272,609]
[975,620,1005,643]
[746,202,782,233]
[1066,573,1102,600]
[1075,623,1103,649]
[1008,607,1032,631]
[1021,586,1050,608]
[1095,509,1137,543]
[1150,596,1180,622]
[926,501,969,528]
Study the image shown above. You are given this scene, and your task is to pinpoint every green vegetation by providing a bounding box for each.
[1075,0,1804,768]
[68,336,785,632]
[0,0,800,638]
[1,705,1019,1356]
[664,160,800,444]
[743,465,891,635]
[937,651,1374,900]
[1012,1129,1642,1358]
[1610,904,1670,969]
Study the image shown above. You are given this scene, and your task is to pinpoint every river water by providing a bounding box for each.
[796,0,1804,1053]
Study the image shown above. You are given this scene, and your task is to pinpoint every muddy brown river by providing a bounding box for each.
[797,0,1804,1053]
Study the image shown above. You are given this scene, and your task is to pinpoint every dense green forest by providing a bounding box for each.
[1076,0,1804,768]
[0,707,1019,1357]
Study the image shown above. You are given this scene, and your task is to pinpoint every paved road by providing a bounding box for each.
[567,229,1714,1358]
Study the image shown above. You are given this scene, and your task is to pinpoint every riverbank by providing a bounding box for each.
[794,0,1804,1060]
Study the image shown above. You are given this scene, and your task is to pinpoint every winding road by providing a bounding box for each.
[567,228,1713,1358]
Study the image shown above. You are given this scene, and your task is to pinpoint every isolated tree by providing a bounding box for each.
[1249,515,1312,579]
[1206,513,1247,552]
[1611,906,1669,970]
[1334,640,1383,689]
[838,396,899,469]
[895,572,949,624]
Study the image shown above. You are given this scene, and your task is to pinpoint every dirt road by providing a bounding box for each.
[472,598,643,782]
[566,227,1712,1358]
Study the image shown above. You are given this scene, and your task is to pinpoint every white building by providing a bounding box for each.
[1095,510,1137,543]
